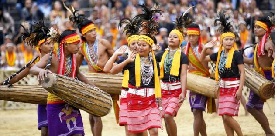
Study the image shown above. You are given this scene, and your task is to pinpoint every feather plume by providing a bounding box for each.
[214,10,233,33]
[119,17,140,37]
[174,6,194,33]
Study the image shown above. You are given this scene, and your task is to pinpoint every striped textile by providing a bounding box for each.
[218,78,240,116]
[126,86,161,133]
[119,88,128,126]
[161,81,182,117]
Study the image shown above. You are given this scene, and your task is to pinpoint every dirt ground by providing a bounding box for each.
[0,98,275,136]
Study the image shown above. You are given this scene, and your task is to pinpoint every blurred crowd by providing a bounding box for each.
[0,0,274,70]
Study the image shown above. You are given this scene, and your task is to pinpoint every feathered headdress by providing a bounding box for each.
[119,17,140,37]
[22,20,59,48]
[214,10,237,81]
[174,6,194,33]
[133,4,162,36]
[64,2,95,35]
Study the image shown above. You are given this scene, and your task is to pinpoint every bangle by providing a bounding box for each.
[158,107,163,111]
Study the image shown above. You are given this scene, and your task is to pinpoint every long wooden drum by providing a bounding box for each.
[187,73,219,98]
[85,73,122,95]
[0,85,47,104]
[244,65,274,100]
[41,73,112,117]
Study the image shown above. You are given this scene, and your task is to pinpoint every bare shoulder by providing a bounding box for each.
[99,38,112,47]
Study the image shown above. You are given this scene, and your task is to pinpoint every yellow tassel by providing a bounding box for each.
[6,51,16,67]
[207,97,217,113]
[151,51,162,98]
[170,48,181,76]
[159,49,168,78]
[214,45,222,81]
[122,70,129,88]
[135,54,141,87]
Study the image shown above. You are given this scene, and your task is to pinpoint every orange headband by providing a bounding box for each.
[81,23,96,35]
[61,33,81,44]
[38,39,46,47]
[255,21,268,31]
[187,28,200,35]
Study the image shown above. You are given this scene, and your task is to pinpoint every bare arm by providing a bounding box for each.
[180,64,188,97]
[236,64,245,101]
[110,52,135,74]
[200,41,215,62]
[101,39,114,57]
[30,53,53,81]
[103,47,126,73]
[243,56,254,64]
[76,51,84,68]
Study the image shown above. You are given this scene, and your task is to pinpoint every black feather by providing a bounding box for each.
[214,10,233,33]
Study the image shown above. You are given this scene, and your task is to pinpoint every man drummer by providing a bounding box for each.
[31,29,92,136]
[183,23,214,136]
[69,11,113,136]
[243,12,275,135]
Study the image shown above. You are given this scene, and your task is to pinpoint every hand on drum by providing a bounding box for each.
[38,69,52,83]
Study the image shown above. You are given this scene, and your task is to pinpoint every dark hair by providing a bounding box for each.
[59,29,77,43]
[187,23,200,29]
[257,12,274,29]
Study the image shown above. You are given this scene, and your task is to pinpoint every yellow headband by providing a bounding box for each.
[81,23,96,35]
[127,35,139,46]
[38,39,46,47]
[221,32,235,39]
[187,28,200,35]
[169,29,184,45]
[255,21,268,31]
[62,34,81,44]
[138,35,154,46]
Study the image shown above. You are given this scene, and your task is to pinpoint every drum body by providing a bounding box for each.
[42,73,113,117]
[244,65,274,100]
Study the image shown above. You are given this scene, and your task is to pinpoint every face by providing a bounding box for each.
[65,41,80,54]
[137,40,151,57]
[187,34,199,45]
[40,39,54,54]
[222,36,235,50]
[168,33,180,47]
[254,25,267,37]
[129,40,138,51]
[83,28,97,41]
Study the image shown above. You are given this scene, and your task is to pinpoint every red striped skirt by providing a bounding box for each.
[218,78,240,116]
[161,81,182,117]
[119,88,128,126]
[126,85,161,133]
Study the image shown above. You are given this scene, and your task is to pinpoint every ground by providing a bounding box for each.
[0,98,275,136]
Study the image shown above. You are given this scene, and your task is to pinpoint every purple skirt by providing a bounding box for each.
[189,91,207,111]
[38,104,48,130]
[246,70,273,110]
[47,103,84,136]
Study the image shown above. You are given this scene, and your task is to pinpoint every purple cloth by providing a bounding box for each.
[38,104,48,130]
[189,91,207,111]
[246,70,273,110]
[47,103,84,136]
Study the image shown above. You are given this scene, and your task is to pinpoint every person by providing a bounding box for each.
[155,19,189,136]
[243,12,275,135]
[199,11,245,136]
[103,17,140,136]
[68,9,113,136]
[110,34,162,136]
[183,22,213,136]
[30,29,91,136]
